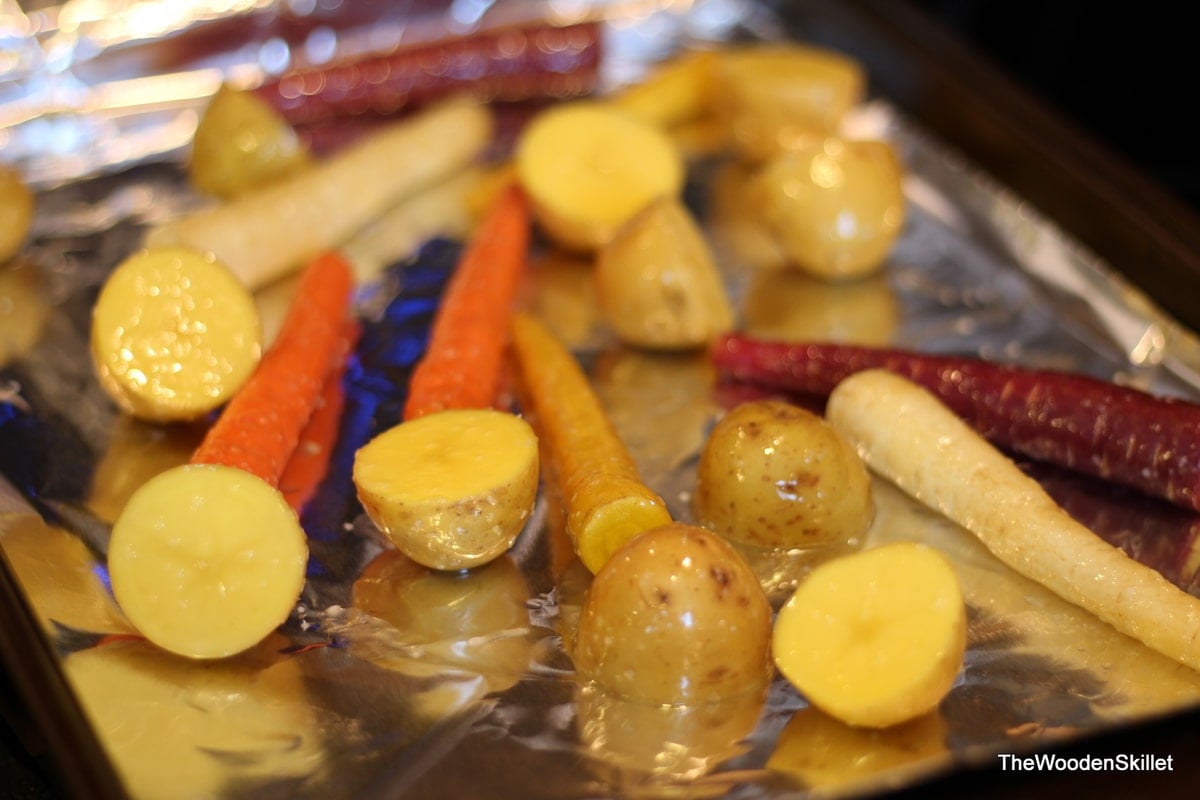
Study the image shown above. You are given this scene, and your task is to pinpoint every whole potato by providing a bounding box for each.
[595,196,734,351]
[572,522,773,704]
[713,44,864,162]
[753,138,905,281]
[694,400,873,550]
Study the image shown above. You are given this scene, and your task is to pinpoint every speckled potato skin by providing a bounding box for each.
[572,522,774,704]
[753,138,905,281]
[694,400,873,550]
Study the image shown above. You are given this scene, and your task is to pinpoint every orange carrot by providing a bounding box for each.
[403,182,531,420]
[192,251,354,484]
[278,319,360,510]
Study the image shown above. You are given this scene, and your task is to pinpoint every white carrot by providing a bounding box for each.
[825,368,1200,672]
[145,96,493,290]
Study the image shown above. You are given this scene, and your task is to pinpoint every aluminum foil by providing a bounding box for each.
[3,1,1200,799]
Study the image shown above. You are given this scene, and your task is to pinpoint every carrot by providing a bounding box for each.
[191,251,355,483]
[403,182,531,420]
[711,333,1200,512]
[278,320,361,511]
[826,369,1200,672]
[510,312,673,573]
[257,21,602,128]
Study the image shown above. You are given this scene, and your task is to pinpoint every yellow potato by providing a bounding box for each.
[611,49,718,130]
[713,44,865,162]
[0,163,34,263]
[773,542,967,728]
[595,196,734,351]
[108,464,309,660]
[353,408,539,571]
[188,84,312,199]
[694,400,874,550]
[515,101,685,252]
[572,522,773,704]
[90,246,263,422]
[753,137,906,281]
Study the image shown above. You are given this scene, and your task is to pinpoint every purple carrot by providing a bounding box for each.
[256,21,602,128]
[711,333,1200,513]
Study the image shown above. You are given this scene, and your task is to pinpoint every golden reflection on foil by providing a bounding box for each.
[576,680,767,798]
[740,267,900,345]
[767,706,951,792]
[64,634,324,800]
[346,549,536,719]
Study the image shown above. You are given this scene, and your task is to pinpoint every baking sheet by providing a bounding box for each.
[4,1,1200,798]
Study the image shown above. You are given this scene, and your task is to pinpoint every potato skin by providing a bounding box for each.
[753,138,905,281]
[572,522,773,704]
[595,196,734,351]
[694,400,873,550]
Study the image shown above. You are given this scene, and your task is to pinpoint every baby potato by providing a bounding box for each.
[0,162,35,263]
[189,84,312,199]
[713,44,865,162]
[694,400,873,550]
[353,408,539,572]
[595,196,734,351]
[572,522,773,705]
[753,137,905,281]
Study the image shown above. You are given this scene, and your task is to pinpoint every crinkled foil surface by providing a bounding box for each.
[3,1,1200,798]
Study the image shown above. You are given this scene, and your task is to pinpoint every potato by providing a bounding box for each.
[353,408,539,571]
[0,162,34,263]
[515,101,685,252]
[694,400,874,550]
[188,84,312,199]
[610,50,718,130]
[572,522,773,704]
[752,137,906,281]
[108,464,309,660]
[713,44,865,162]
[595,196,734,351]
[90,246,263,422]
[772,542,967,728]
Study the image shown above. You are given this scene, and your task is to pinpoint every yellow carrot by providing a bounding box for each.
[510,312,672,573]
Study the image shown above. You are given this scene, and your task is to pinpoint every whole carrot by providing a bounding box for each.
[711,333,1200,512]
[193,251,355,482]
[278,319,361,512]
[403,182,531,419]
[510,312,673,573]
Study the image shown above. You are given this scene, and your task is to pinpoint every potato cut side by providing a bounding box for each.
[773,542,966,728]
[353,408,539,571]
[108,464,309,660]
[515,101,685,252]
[91,246,262,422]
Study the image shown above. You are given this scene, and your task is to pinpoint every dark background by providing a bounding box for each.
[911,0,1200,212]
[3,2,1199,798]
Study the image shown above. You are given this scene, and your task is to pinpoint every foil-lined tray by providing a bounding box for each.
[4,1,1200,798]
